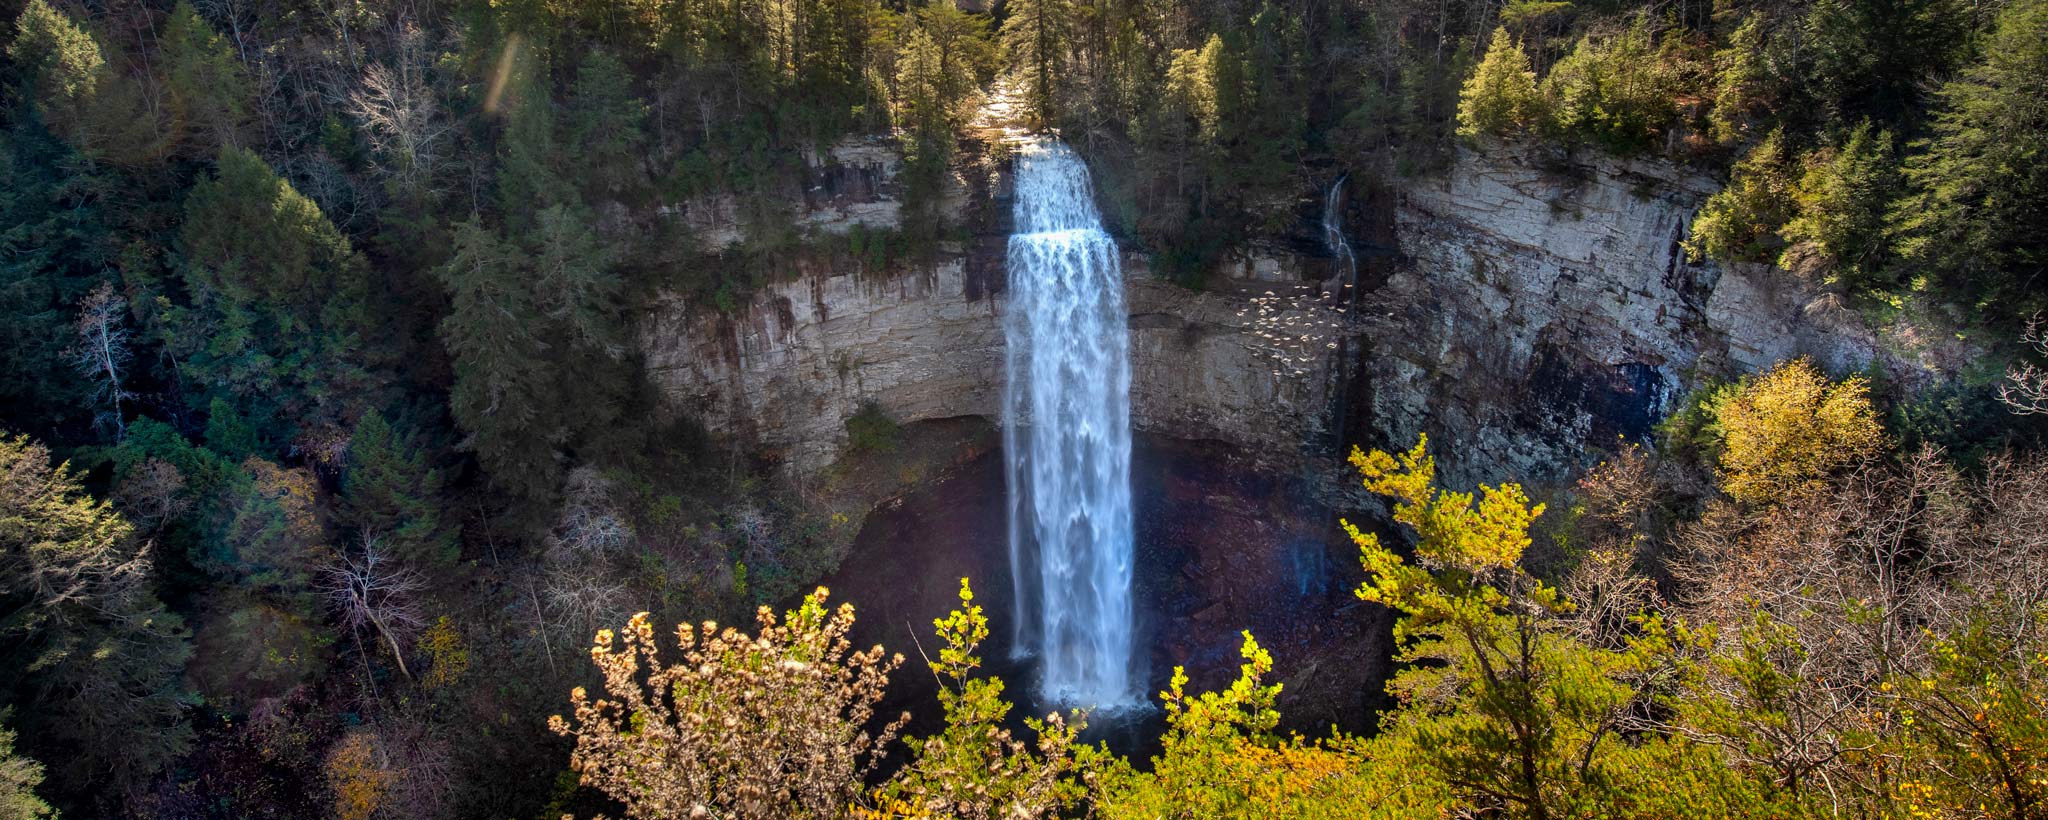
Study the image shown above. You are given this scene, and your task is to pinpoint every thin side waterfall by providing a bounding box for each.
[1002,139,1139,709]
[1324,175,1357,284]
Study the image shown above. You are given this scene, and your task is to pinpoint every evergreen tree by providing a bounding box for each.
[1891,0,2048,319]
[1541,16,1687,152]
[566,49,648,198]
[0,433,194,795]
[0,124,111,432]
[212,457,332,614]
[170,146,381,439]
[343,411,456,567]
[6,0,158,163]
[1687,129,1795,264]
[159,1,251,156]
[436,220,563,502]
[1164,35,1224,144]
[1707,13,1770,146]
[496,55,566,228]
[202,397,262,461]
[1000,0,1070,125]
[1782,123,1898,288]
[1457,28,1543,138]
[0,710,54,819]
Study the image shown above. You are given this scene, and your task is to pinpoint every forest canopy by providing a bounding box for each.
[2,0,2046,812]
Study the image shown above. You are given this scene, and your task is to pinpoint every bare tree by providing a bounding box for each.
[349,24,449,197]
[69,282,133,439]
[112,457,192,534]
[539,561,632,651]
[322,535,427,682]
[548,467,633,560]
[1999,313,2048,415]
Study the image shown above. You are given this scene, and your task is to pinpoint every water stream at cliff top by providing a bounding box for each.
[1003,139,1140,709]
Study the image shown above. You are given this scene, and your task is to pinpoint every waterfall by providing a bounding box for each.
[1002,139,1139,709]
[1323,175,1357,284]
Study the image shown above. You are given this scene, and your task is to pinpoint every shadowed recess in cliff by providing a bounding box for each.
[1003,139,1140,709]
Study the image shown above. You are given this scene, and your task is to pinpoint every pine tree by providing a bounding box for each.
[343,411,455,567]
[496,56,566,229]
[1000,0,1070,125]
[160,1,251,156]
[1686,129,1795,264]
[7,0,106,108]
[1782,123,1898,288]
[171,146,380,438]
[1891,0,2048,320]
[0,125,108,432]
[1457,28,1542,138]
[0,710,55,820]
[566,49,648,197]
[0,433,194,794]
[436,220,563,502]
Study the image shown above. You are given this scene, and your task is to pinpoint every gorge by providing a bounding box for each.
[636,137,1945,726]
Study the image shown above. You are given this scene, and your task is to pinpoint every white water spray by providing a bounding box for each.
[1002,140,1139,709]
[1324,175,1357,284]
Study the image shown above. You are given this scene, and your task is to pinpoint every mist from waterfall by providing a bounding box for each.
[1002,139,1139,709]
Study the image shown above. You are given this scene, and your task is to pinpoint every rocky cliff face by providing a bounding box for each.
[641,140,1924,487]
[1359,146,1902,486]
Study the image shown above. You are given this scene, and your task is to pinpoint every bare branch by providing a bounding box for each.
[1999,313,2048,415]
[322,535,427,681]
[69,282,133,439]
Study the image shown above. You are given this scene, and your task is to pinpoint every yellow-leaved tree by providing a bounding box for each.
[1344,435,1794,819]
[1708,357,1882,505]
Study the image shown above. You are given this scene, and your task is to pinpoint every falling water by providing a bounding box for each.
[1323,175,1357,284]
[1002,139,1139,709]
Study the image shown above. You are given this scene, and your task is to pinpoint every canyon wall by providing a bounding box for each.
[1360,146,1902,486]
[641,140,1931,486]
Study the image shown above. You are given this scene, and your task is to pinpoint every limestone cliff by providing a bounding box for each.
[640,140,1937,486]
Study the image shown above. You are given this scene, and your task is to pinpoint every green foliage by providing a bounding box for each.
[1706,13,1769,146]
[1164,35,1225,143]
[1653,378,1738,471]
[844,400,899,454]
[1888,607,2048,819]
[0,124,107,431]
[1091,632,1440,819]
[159,1,251,156]
[1000,0,1071,125]
[894,2,992,181]
[1708,358,1882,506]
[1780,123,1898,287]
[1686,129,1795,264]
[7,0,155,162]
[1457,29,1543,139]
[566,49,649,199]
[343,411,456,567]
[1800,0,1967,128]
[170,146,382,440]
[184,597,325,711]
[203,397,262,461]
[0,710,54,820]
[1541,16,1696,153]
[0,433,194,794]
[1891,0,2048,320]
[437,208,625,503]
[7,1,105,104]
[213,457,331,612]
[1343,436,1804,819]
[436,219,561,502]
[866,579,1090,819]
